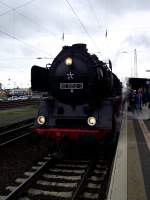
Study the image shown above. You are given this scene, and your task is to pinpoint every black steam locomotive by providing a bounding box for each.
[32,44,122,153]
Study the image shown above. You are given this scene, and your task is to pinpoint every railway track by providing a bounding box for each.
[0,99,39,110]
[1,152,113,200]
[0,119,34,147]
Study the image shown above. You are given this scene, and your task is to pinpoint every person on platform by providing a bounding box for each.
[148,90,150,109]
[142,90,148,106]
[129,89,136,111]
[135,90,142,111]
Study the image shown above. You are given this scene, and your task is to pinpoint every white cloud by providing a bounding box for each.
[0,0,150,88]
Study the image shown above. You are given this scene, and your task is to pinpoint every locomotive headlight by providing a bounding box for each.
[65,57,72,65]
[37,116,45,125]
[87,117,96,126]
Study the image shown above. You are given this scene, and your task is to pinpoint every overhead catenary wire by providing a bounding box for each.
[0,0,37,17]
[0,0,55,56]
[87,0,107,39]
[0,27,51,56]
[87,0,103,30]
[0,0,62,45]
[65,0,100,52]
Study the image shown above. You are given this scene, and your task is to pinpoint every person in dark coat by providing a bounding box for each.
[142,91,148,106]
[135,91,142,111]
[129,90,136,111]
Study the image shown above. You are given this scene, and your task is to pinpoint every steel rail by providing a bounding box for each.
[4,157,56,200]
[0,118,35,132]
[1,155,113,200]
[0,100,39,110]
[71,158,97,200]
[0,123,33,136]
[0,120,34,147]
[0,131,32,147]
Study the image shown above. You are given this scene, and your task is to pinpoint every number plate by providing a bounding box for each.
[60,83,83,90]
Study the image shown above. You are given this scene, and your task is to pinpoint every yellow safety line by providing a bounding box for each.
[138,119,150,152]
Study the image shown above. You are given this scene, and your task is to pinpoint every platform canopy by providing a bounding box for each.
[128,77,150,90]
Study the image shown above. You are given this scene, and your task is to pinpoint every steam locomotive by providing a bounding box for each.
[31,44,122,153]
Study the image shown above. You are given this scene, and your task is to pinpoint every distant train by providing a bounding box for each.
[31,44,122,154]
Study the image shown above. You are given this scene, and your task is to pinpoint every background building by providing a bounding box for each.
[8,88,32,96]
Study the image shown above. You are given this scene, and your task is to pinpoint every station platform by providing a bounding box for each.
[107,105,150,200]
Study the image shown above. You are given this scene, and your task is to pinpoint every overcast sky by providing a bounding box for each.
[0,0,150,88]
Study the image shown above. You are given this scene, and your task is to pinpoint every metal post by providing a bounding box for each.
[134,49,137,78]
